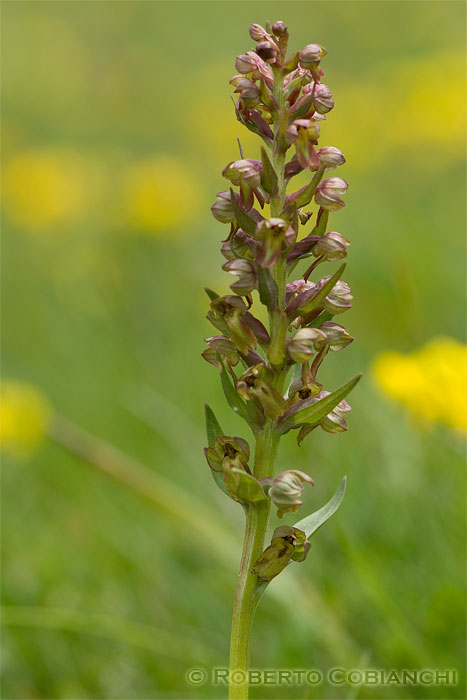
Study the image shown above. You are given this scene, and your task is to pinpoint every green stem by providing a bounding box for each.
[228,65,290,700]
[228,425,279,700]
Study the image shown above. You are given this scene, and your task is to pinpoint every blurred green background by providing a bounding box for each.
[1,1,465,698]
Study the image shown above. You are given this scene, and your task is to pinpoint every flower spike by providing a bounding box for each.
[202,21,360,696]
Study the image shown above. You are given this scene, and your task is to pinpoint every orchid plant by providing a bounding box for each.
[203,20,361,700]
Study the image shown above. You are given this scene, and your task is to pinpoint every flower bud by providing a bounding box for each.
[255,41,278,64]
[249,23,269,41]
[315,177,348,212]
[222,159,263,210]
[204,334,240,365]
[316,393,351,433]
[211,190,235,223]
[288,327,327,364]
[317,146,346,170]
[201,346,220,368]
[312,231,350,261]
[230,75,255,90]
[221,230,258,261]
[255,217,297,268]
[312,111,327,122]
[304,82,334,113]
[272,21,288,37]
[318,321,353,351]
[322,278,353,314]
[222,259,258,295]
[321,410,348,432]
[299,43,327,70]
[235,52,258,74]
[230,76,261,107]
[222,159,262,188]
[240,88,261,107]
[265,469,314,518]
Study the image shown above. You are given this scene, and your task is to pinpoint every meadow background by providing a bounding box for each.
[1,1,466,698]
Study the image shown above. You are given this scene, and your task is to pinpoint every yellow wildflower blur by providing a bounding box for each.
[122,155,202,234]
[0,380,52,455]
[2,149,87,231]
[318,50,465,172]
[372,337,467,432]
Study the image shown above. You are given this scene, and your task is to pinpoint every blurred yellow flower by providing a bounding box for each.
[372,337,467,432]
[0,380,52,454]
[2,149,87,231]
[327,50,465,172]
[122,155,202,234]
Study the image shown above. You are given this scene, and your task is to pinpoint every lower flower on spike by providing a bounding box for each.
[261,469,314,518]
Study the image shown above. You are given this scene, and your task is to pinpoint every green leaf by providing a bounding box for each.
[259,78,275,112]
[231,468,267,503]
[291,263,346,318]
[204,287,219,301]
[288,94,314,123]
[310,209,329,237]
[291,203,299,236]
[246,399,266,431]
[260,146,278,196]
[294,477,347,539]
[230,188,258,235]
[203,407,233,499]
[278,373,362,433]
[287,167,324,210]
[307,311,334,328]
[257,267,278,308]
[283,51,299,73]
[208,459,233,500]
[220,364,250,421]
[204,404,223,448]
[289,362,303,386]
